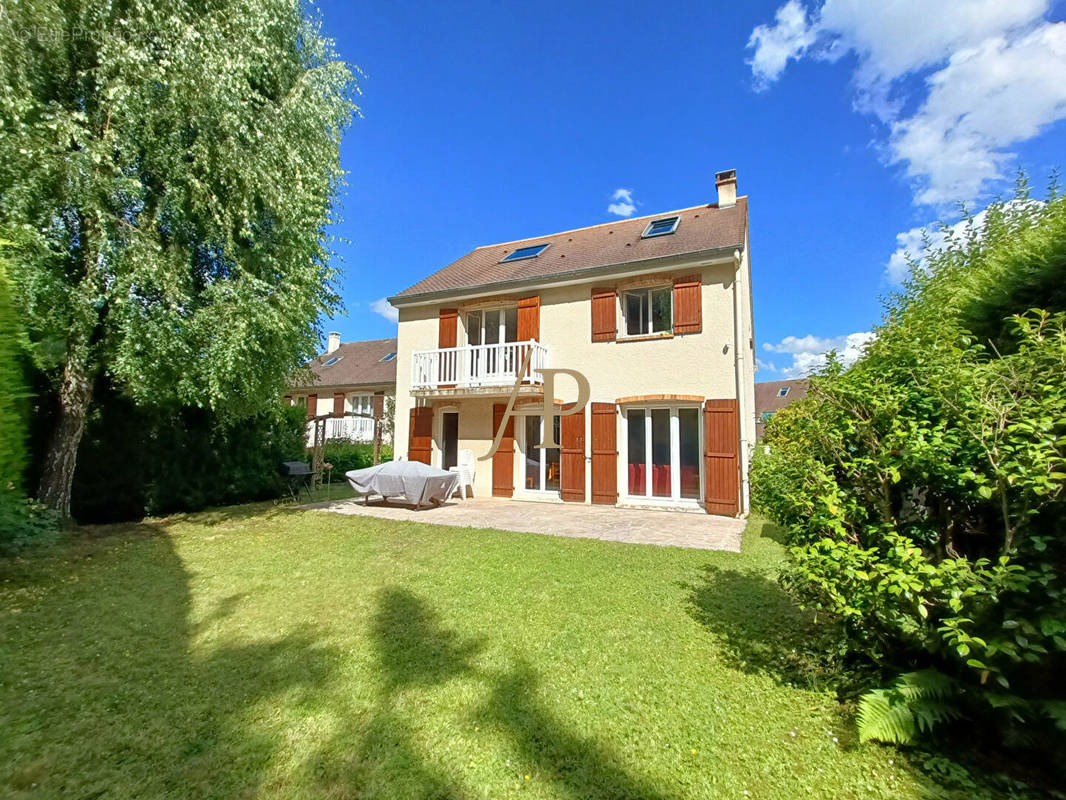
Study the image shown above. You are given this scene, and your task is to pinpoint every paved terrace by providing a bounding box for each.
[304,496,745,552]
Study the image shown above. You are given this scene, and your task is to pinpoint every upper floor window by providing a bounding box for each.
[777,386,790,398]
[641,216,680,238]
[623,286,672,337]
[467,306,518,345]
[500,243,549,262]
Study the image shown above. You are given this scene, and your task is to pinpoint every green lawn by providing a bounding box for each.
[1,502,962,799]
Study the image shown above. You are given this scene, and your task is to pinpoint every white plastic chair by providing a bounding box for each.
[449,449,476,500]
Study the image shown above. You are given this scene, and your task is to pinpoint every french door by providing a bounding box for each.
[523,414,561,493]
[625,407,701,501]
[467,307,518,382]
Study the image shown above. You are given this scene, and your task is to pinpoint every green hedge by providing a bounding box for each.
[69,386,307,523]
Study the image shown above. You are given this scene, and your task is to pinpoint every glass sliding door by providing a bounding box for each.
[627,409,646,496]
[678,407,700,499]
[625,406,702,503]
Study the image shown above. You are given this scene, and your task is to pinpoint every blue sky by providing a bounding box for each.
[315,0,1066,377]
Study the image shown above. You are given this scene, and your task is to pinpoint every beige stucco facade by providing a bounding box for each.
[392,245,756,513]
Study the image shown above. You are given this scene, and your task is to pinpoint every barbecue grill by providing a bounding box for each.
[280,461,316,503]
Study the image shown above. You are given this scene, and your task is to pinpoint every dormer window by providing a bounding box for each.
[500,243,550,262]
[641,216,680,238]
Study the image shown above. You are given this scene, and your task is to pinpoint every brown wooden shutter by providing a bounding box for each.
[560,403,586,502]
[517,296,540,341]
[306,394,317,420]
[372,391,384,419]
[438,309,459,348]
[332,393,345,417]
[590,288,617,342]
[408,407,433,465]
[704,399,740,516]
[673,274,702,334]
[590,403,617,504]
[492,403,515,497]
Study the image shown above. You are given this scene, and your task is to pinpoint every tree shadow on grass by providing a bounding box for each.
[310,588,683,800]
[480,660,681,800]
[683,564,831,688]
[0,521,340,799]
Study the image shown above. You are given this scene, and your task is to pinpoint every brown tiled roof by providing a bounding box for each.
[292,338,397,391]
[755,379,809,417]
[390,198,748,302]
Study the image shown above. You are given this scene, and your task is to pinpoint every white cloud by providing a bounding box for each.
[607,188,637,217]
[747,1,1066,205]
[371,297,398,324]
[747,0,817,89]
[763,331,875,377]
[756,358,780,374]
[890,24,1066,205]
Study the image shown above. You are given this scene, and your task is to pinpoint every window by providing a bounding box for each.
[777,386,790,398]
[379,352,396,362]
[524,414,561,493]
[761,411,775,423]
[466,307,519,381]
[500,243,549,262]
[322,356,342,367]
[626,406,701,501]
[623,286,672,336]
[641,216,680,238]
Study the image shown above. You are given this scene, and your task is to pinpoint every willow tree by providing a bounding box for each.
[0,1,357,514]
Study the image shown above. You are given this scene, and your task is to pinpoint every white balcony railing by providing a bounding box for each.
[305,415,376,446]
[411,340,549,391]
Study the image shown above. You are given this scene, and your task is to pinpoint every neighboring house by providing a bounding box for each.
[286,336,397,443]
[754,378,809,440]
[387,170,755,517]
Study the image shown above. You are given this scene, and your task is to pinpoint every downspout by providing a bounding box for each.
[732,248,750,515]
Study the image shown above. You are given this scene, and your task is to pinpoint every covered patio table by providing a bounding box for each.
[345,460,459,509]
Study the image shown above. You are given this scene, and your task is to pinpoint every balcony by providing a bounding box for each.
[411,340,549,393]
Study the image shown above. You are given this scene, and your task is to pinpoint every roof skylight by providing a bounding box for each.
[379,352,396,362]
[500,243,550,262]
[322,356,342,367]
[641,216,680,238]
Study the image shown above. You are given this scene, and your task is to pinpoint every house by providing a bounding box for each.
[754,378,808,440]
[286,335,397,443]
[388,170,755,516]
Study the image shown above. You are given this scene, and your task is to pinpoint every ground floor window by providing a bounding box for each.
[524,414,561,493]
[625,406,701,501]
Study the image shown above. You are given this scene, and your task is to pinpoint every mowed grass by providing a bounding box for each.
[1,502,952,799]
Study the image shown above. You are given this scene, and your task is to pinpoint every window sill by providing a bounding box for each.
[617,332,674,343]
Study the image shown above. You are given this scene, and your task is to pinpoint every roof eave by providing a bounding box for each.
[388,244,743,307]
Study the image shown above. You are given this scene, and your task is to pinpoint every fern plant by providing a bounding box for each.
[858,670,962,744]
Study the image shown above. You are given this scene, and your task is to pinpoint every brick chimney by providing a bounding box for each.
[716,169,737,208]
[327,331,341,354]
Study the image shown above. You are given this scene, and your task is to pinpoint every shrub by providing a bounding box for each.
[752,184,1066,759]
[319,439,393,477]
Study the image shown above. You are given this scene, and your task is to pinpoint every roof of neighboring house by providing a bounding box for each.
[290,338,398,391]
[390,197,748,303]
[755,378,809,417]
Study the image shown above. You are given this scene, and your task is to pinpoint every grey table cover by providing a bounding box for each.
[345,460,459,507]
